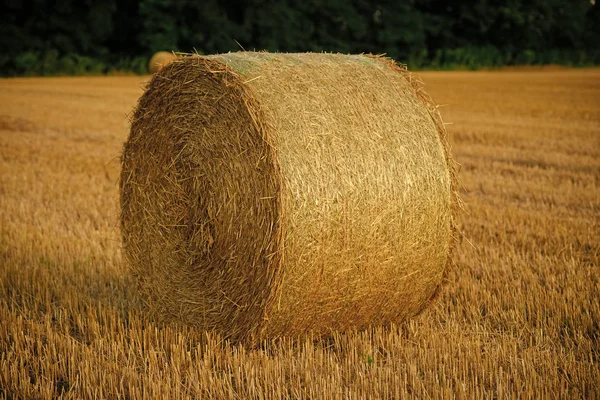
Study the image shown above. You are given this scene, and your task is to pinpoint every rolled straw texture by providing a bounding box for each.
[120,52,458,343]
[148,51,177,74]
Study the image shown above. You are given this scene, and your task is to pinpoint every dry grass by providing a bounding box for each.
[0,69,598,398]
[121,53,457,343]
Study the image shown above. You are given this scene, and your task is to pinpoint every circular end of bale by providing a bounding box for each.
[148,51,177,74]
[121,57,282,341]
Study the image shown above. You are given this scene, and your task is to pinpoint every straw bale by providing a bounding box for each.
[120,52,458,343]
[148,51,177,74]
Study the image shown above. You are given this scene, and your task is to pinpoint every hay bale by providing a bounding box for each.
[120,52,458,343]
[148,51,177,74]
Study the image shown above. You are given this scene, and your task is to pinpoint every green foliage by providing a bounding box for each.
[516,50,537,66]
[1,0,598,76]
[8,51,108,76]
[111,57,149,75]
[14,52,41,76]
[427,46,505,70]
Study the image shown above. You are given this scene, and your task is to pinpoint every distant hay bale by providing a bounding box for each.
[148,51,177,74]
[120,52,458,344]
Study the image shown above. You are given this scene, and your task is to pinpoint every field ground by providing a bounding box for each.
[0,69,599,398]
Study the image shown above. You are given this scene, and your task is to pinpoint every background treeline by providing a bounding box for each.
[2,0,599,76]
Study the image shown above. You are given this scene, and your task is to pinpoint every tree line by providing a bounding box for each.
[2,0,598,76]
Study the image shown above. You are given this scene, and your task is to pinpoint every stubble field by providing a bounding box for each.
[0,68,598,399]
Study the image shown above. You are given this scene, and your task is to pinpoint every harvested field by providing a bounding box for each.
[1,68,599,398]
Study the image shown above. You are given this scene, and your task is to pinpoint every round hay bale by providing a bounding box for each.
[120,52,458,343]
[148,51,177,74]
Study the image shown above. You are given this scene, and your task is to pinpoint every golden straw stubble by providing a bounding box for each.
[120,52,458,344]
